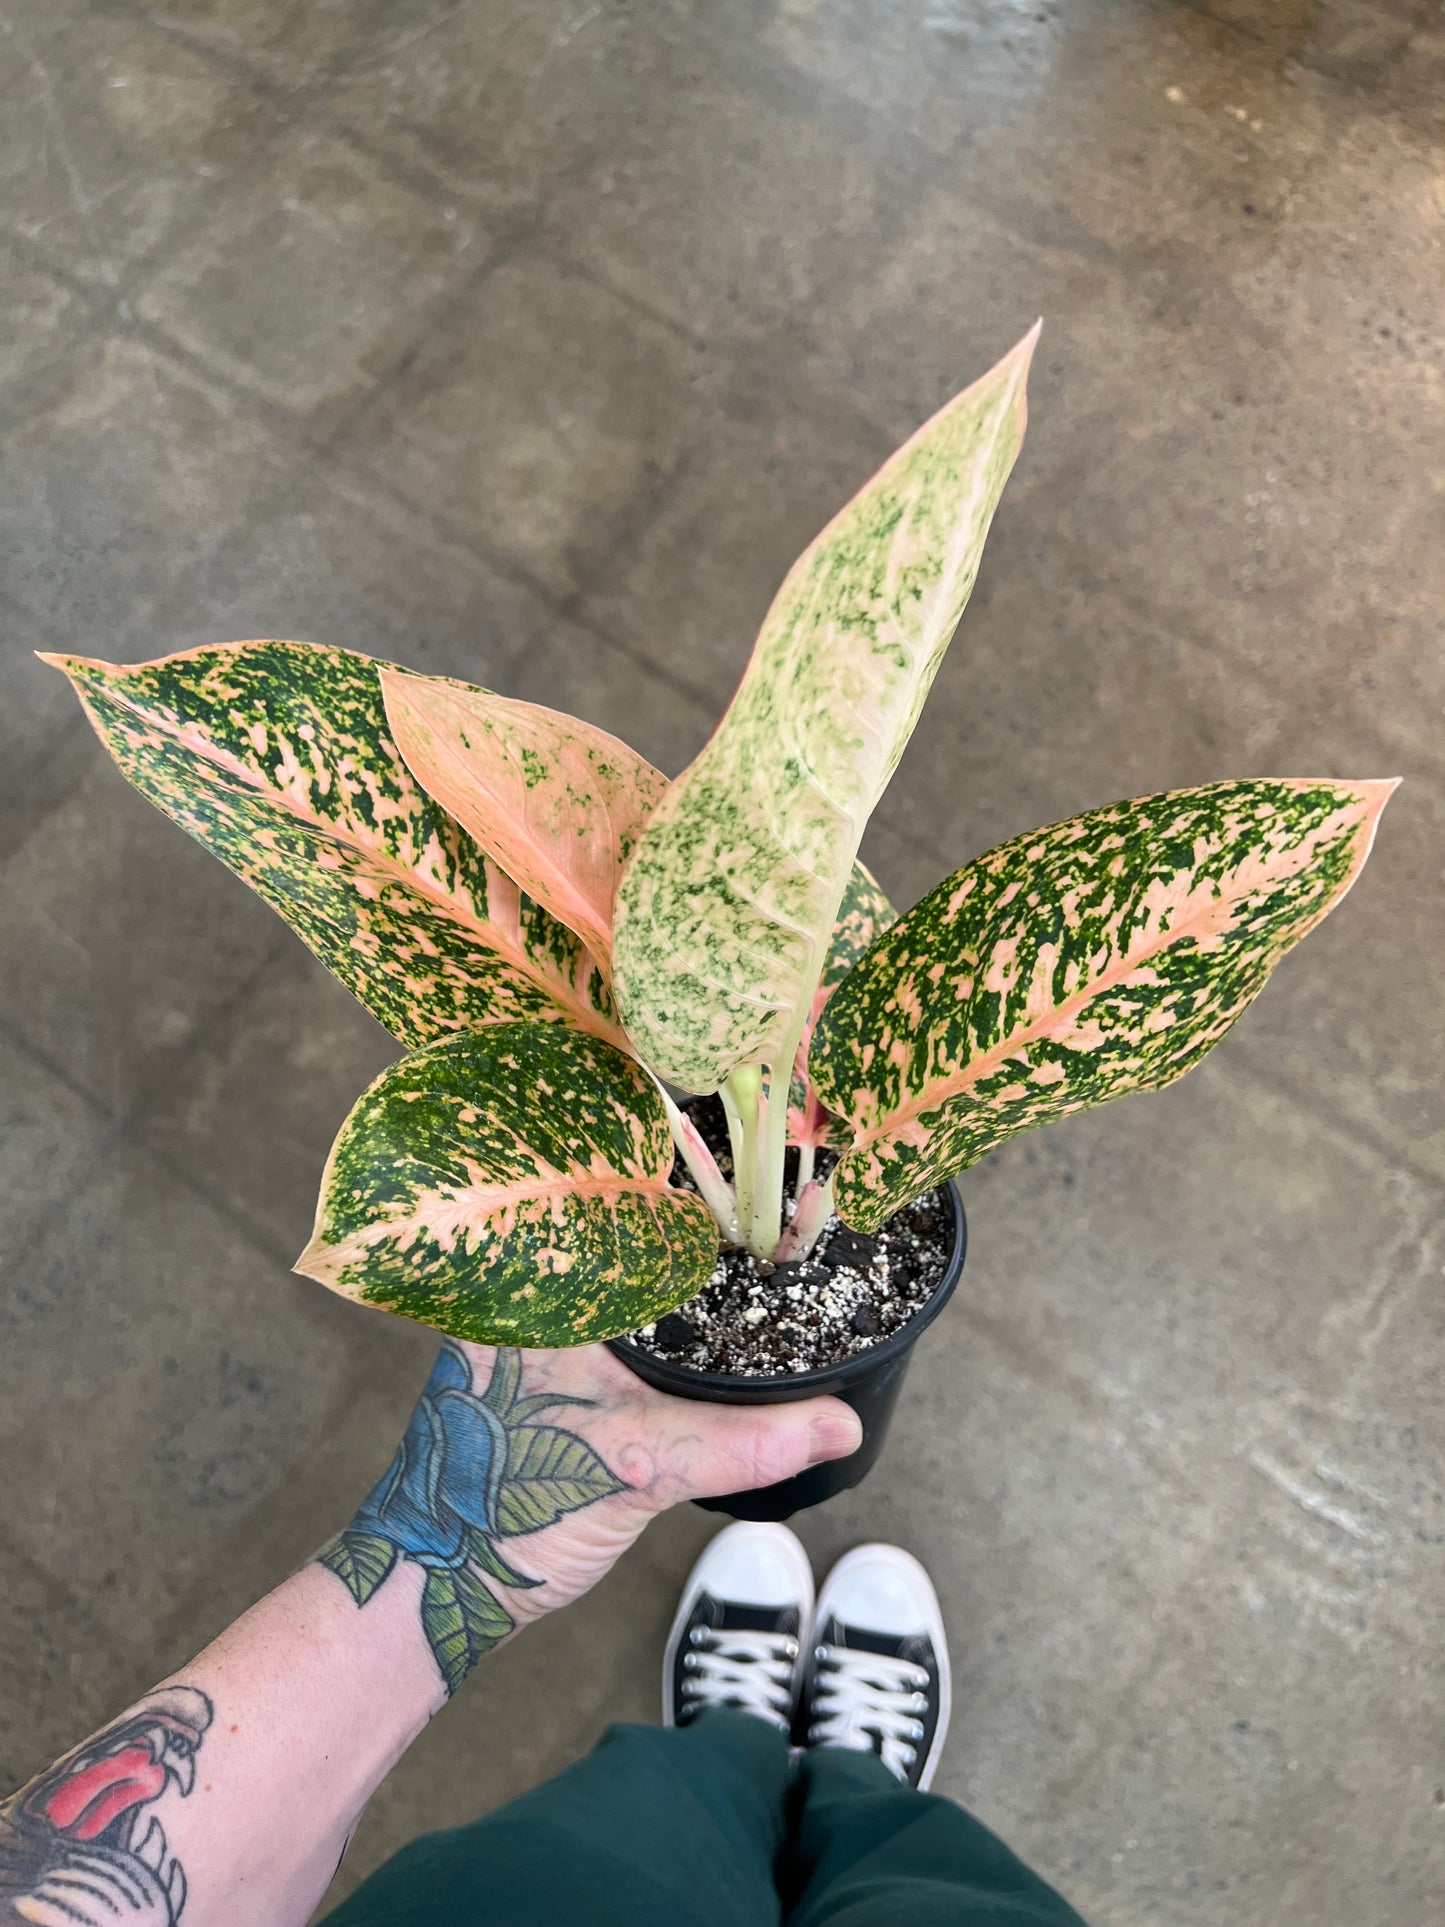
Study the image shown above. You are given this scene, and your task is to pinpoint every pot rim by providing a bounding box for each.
[607,1178,966,1400]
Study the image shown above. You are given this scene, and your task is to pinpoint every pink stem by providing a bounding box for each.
[663,1094,738,1243]
[772,1174,834,1264]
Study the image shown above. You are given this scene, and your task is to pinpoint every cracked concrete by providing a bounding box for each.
[0,4,1441,1922]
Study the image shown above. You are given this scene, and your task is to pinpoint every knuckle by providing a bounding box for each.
[736,1417,797,1492]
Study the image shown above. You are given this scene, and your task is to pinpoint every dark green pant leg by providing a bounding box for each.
[780,1749,1088,1927]
[326,1711,789,1927]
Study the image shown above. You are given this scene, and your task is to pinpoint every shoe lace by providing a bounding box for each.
[680,1624,798,1731]
[806,1643,931,1780]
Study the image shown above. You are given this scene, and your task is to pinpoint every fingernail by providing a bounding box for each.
[807,1410,863,1466]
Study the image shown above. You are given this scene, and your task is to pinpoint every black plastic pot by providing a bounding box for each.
[608,1181,966,1522]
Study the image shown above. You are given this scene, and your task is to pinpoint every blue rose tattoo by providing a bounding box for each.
[352,1346,507,1567]
[316,1346,625,1694]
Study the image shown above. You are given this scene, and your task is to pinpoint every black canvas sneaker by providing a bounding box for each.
[663,1522,815,1734]
[802,1543,951,1789]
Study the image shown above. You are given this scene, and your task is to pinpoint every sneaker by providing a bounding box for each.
[664,1521,815,1734]
[803,1543,951,1789]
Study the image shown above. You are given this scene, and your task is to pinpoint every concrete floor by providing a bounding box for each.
[1,2,1441,1920]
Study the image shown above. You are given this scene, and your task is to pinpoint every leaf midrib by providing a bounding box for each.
[306,1167,700,1275]
[840,847,1326,1155]
[401,685,617,963]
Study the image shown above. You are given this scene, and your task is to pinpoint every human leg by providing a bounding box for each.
[781,1745,1087,1927]
[326,1710,790,1927]
[780,1544,1088,1926]
[329,1522,815,1927]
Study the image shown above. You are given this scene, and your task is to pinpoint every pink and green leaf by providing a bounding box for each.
[295,1022,719,1347]
[42,641,622,1051]
[380,669,669,967]
[811,778,1396,1232]
[788,859,897,1149]
[612,325,1037,1093]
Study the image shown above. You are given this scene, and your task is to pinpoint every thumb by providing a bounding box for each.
[678,1396,863,1502]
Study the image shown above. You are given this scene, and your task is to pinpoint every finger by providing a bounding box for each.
[674,1395,863,1501]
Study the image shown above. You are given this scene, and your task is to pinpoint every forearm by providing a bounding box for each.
[0,1342,610,1927]
[1,1340,857,1926]
[143,1565,441,1925]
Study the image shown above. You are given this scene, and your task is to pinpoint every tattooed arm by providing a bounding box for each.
[1,1342,861,1927]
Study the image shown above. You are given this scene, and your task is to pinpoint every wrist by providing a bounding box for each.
[312,1341,632,1697]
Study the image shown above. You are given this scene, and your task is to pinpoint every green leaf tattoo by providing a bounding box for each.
[497,1425,625,1537]
[422,1568,517,1697]
[316,1529,399,1606]
[480,1347,522,1417]
[316,1344,627,1694]
[466,1529,546,1591]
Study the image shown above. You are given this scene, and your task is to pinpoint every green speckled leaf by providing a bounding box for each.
[421,1566,514,1694]
[496,1424,625,1536]
[381,669,669,966]
[612,326,1036,1093]
[296,1021,718,1346]
[789,860,897,1149]
[813,779,1396,1231]
[43,642,621,1050]
[316,1529,398,1606]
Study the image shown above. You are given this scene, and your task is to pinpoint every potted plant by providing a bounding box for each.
[44,325,1394,1521]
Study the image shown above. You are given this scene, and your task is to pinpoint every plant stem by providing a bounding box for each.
[720,1066,761,1251]
[796,1141,815,1193]
[654,1081,738,1243]
[747,997,811,1260]
[773,1172,835,1264]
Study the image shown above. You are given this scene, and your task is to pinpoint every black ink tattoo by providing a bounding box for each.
[316,1346,624,1694]
[0,1686,211,1924]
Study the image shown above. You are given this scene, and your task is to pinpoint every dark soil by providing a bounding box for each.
[628,1097,953,1377]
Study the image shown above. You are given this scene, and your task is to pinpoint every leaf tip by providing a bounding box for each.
[35,650,94,683]
[292,1236,335,1290]
[1004,318,1042,385]
[1326,773,1400,833]
[1350,774,1400,860]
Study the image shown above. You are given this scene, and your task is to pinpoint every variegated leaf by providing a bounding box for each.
[42,642,621,1050]
[789,859,898,1148]
[612,325,1037,1092]
[296,1021,718,1347]
[812,779,1396,1231]
[381,669,669,966]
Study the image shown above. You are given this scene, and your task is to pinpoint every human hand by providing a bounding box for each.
[0,1350,861,1927]
[316,1340,861,1693]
